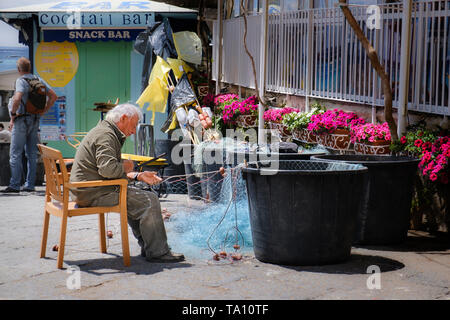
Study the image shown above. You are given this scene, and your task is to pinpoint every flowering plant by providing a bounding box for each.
[282,105,325,131]
[221,95,259,125]
[263,107,299,124]
[350,122,391,144]
[307,108,366,134]
[391,123,449,184]
[419,136,449,184]
[213,93,240,115]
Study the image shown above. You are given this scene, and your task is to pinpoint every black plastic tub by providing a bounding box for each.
[226,150,326,168]
[311,155,420,245]
[242,160,368,266]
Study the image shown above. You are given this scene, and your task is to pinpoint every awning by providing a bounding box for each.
[0,70,19,91]
[0,0,197,13]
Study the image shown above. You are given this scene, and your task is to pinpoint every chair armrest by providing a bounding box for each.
[67,178,128,189]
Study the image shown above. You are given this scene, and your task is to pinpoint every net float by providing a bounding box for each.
[231,253,242,261]
[213,253,220,261]
[52,244,59,252]
[233,244,240,250]
[107,230,113,239]
[219,167,225,176]
[219,251,227,257]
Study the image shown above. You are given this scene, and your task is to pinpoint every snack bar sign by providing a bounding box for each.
[43,28,145,42]
[39,12,154,28]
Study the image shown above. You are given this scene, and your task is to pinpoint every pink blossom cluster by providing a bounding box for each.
[263,107,299,123]
[418,136,450,184]
[350,122,391,144]
[307,109,365,134]
[214,93,240,106]
[222,96,259,124]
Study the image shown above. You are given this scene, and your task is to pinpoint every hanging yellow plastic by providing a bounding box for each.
[136,77,169,114]
[173,31,202,66]
[167,58,194,80]
[149,56,172,85]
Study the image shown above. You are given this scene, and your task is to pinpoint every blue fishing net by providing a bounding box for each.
[164,139,329,260]
[166,165,253,260]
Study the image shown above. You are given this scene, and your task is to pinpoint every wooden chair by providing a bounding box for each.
[37,144,130,269]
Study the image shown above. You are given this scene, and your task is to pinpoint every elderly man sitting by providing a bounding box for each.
[69,103,184,263]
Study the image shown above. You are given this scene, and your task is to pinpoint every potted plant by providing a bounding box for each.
[222,95,259,128]
[350,122,392,155]
[391,124,449,232]
[283,105,325,144]
[307,109,365,150]
[263,107,299,139]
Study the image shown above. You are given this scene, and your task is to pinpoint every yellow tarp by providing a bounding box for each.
[149,56,172,85]
[136,77,169,115]
[167,58,194,80]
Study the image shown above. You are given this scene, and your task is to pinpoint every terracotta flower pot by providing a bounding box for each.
[323,128,352,151]
[354,140,391,155]
[236,115,258,128]
[292,127,318,144]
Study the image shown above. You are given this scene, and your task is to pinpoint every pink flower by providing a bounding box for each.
[414,139,423,148]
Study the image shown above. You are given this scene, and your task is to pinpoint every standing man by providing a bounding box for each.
[1,57,57,193]
[69,103,184,263]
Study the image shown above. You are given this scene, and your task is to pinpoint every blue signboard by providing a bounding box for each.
[39,12,154,28]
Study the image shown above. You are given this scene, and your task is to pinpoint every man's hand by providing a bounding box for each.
[122,159,134,173]
[127,171,162,186]
[9,117,15,130]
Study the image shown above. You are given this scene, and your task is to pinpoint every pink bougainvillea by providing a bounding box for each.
[418,135,450,184]
[263,107,300,123]
[307,109,366,134]
[350,122,391,144]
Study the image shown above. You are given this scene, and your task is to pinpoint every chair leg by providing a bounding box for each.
[119,211,130,267]
[98,213,107,253]
[57,215,68,269]
[40,210,50,258]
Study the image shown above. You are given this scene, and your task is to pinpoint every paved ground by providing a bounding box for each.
[0,186,449,302]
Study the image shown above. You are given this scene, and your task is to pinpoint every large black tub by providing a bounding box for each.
[226,142,326,168]
[242,160,368,266]
[311,155,420,245]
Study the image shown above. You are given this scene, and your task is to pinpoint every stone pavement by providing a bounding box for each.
[0,186,449,301]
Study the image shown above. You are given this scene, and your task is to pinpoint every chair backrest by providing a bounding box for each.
[65,132,88,149]
[37,144,70,203]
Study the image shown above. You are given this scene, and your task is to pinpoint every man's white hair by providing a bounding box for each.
[105,103,143,123]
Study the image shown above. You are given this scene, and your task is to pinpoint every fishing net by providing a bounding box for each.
[150,139,329,261]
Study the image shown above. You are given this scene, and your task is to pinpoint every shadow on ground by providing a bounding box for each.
[62,254,193,276]
[281,253,405,275]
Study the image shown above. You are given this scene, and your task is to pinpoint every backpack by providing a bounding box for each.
[22,76,47,115]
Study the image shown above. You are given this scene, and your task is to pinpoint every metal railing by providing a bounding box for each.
[213,0,450,116]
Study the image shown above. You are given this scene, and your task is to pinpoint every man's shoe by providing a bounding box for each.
[141,248,146,258]
[0,187,20,193]
[147,252,185,263]
[21,187,35,192]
